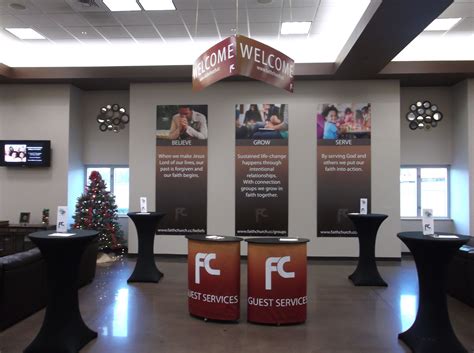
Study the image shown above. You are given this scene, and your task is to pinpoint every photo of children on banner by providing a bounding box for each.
[235,103,288,140]
[156,105,208,140]
[4,144,27,162]
[317,104,371,140]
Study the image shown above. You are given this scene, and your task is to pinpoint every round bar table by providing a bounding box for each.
[347,213,388,286]
[24,230,98,353]
[186,235,243,321]
[246,237,309,325]
[127,212,166,283]
[398,231,470,353]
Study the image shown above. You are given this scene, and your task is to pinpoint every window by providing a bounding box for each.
[86,166,129,215]
[400,167,449,218]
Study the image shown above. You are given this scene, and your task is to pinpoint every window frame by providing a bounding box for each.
[400,165,450,219]
[85,165,130,216]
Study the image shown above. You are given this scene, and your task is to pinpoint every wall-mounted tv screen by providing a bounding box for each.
[0,140,51,167]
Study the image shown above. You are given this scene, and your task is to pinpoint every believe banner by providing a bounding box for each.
[317,103,372,237]
[156,105,208,235]
[193,35,294,92]
[235,104,289,237]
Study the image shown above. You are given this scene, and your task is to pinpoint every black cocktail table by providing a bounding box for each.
[398,231,470,353]
[25,230,98,353]
[127,212,166,283]
[347,213,388,286]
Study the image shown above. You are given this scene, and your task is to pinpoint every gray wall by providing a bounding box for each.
[81,90,130,236]
[0,84,71,225]
[400,87,452,165]
[129,80,401,258]
[82,90,129,165]
[68,86,85,225]
[451,81,471,235]
[399,86,455,241]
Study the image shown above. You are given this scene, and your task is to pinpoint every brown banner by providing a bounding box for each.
[235,104,289,237]
[247,242,307,324]
[188,239,241,321]
[316,103,372,237]
[192,36,237,92]
[193,35,294,92]
[156,105,208,235]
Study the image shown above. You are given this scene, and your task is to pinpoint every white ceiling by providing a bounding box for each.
[0,0,372,66]
[395,0,474,61]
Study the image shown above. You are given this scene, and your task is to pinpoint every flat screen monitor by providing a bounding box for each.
[0,140,51,167]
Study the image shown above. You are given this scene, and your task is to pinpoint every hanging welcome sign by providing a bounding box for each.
[192,35,295,92]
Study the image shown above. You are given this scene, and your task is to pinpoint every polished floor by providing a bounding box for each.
[1,257,473,353]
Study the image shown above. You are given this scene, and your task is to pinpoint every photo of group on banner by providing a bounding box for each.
[235,103,288,140]
[156,105,208,140]
[317,103,371,140]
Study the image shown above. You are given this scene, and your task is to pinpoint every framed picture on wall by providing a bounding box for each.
[19,212,30,224]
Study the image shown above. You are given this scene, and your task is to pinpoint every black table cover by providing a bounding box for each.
[347,213,388,286]
[24,230,98,353]
[185,234,243,243]
[245,237,310,244]
[398,231,470,353]
[127,212,166,283]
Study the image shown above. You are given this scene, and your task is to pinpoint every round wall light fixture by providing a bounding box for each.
[406,100,443,130]
[96,104,129,133]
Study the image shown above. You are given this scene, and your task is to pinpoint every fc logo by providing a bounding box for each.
[195,253,220,284]
[264,256,295,290]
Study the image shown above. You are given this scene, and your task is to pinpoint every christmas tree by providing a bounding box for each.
[73,171,124,252]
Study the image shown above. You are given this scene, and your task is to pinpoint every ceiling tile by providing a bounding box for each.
[64,0,108,13]
[173,0,210,10]
[250,22,279,36]
[155,24,189,38]
[113,12,151,26]
[66,25,103,39]
[0,14,25,27]
[281,7,316,22]
[0,0,42,14]
[29,0,74,13]
[15,14,58,27]
[148,11,182,25]
[36,26,76,40]
[108,38,135,43]
[213,8,247,24]
[125,25,159,38]
[195,23,218,37]
[96,25,131,39]
[219,24,247,37]
[246,0,284,9]
[448,17,474,33]
[440,2,474,18]
[179,9,215,25]
[209,0,242,10]
[282,0,317,7]
[49,13,89,27]
[248,8,283,23]
[81,11,119,26]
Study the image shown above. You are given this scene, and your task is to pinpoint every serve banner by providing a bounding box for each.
[192,35,295,92]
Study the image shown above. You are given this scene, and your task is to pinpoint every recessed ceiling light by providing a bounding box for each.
[103,0,141,11]
[9,3,26,10]
[5,27,45,40]
[139,0,175,10]
[424,18,462,31]
[281,21,311,35]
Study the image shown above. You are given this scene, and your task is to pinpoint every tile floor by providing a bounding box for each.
[1,257,473,353]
